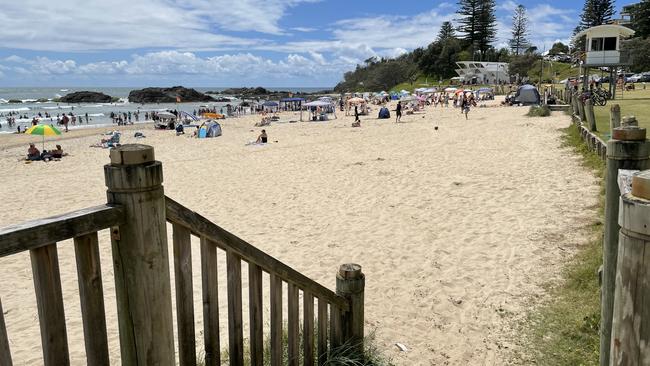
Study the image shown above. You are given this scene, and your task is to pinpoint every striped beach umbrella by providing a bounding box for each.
[25,124,62,150]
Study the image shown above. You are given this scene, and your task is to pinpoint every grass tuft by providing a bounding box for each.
[215,326,392,366]
[527,105,551,117]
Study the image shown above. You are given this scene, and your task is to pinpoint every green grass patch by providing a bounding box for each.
[592,88,650,139]
[521,122,604,365]
[215,327,393,366]
[527,105,551,117]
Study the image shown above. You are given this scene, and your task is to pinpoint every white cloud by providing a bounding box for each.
[0,50,357,82]
[0,0,317,51]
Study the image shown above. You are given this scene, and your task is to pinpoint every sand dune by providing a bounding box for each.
[0,100,599,365]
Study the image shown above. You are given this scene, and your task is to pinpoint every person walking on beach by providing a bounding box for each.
[354,105,360,123]
[61,114,69,132]
[396,101,402,122]
[461,94,471,120]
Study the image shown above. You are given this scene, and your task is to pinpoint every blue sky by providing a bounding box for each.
[0,0,637,87]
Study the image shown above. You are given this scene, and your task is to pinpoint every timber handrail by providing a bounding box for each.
[0,204,124,257]
[165,196,350,311]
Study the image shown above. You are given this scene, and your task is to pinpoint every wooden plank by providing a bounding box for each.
[303,292,314,366]
[270,273,283,366]
[0,205,124,257]
[0,298,12,366]
[287,283,299,366]
[165,197,348,311]
[172,224,196,366]
[248,263,263,366]
[317,299,328,366]
[30,244,69,366]
[73,233,109,366]
[201,238,220,366]
[329,305,342,351]
[226,250,244,366]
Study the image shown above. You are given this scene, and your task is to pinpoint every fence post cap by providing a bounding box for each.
[632,170,650,200]
[621,115,638,127]
[338,263,362,279]
[109,144,155,165]
[612,126,646,141]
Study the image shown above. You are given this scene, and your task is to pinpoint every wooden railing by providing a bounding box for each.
[0,144,365,366]
[0,205,123,366]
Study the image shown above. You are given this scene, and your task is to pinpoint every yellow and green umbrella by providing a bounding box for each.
[26,124,62,150]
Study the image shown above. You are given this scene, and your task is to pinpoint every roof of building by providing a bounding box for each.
[574,24,635,40]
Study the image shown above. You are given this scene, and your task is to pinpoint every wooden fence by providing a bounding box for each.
[0,144,365,366]
[550,86,650,365]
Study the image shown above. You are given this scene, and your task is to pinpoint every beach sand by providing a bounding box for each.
[0,100,599,365]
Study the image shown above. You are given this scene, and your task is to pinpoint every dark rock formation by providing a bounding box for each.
[128,86,214,103]
[220,87,269,96]
[59,91,113,103]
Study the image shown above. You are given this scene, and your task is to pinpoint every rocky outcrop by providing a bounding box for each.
[59,91,113,103]
[220,87,269,97]
[128,86,214,103]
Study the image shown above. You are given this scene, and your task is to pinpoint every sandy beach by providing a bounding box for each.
[0,100,599,365]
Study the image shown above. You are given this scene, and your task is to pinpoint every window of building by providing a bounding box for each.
[591,38,603,51]
[604,37,617,50]
[591,37,618,51]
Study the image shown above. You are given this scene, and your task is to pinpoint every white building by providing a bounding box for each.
[454,62,509,84]
[574,24,635,66]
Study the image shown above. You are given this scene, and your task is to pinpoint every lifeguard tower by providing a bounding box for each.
[574,24,635,97]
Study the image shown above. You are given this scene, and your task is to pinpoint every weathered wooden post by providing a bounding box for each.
[610,170,650,364]
[601,127,650,366]
[0,298,12,366]
[336,264,365,353]
[610,104,621,132]
[585,99,597,131]
[578,97,586,123]
[104,144,175,365]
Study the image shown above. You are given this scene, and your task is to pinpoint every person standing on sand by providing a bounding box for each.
[461,94,470,120]
[354,105,360,123]
[396,101,402,122]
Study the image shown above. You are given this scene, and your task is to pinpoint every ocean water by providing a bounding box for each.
[0,87,328,133]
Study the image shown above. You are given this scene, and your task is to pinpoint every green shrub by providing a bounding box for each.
[527,105,551,117]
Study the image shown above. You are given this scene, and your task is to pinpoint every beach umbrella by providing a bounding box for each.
[25,124,62,150]
[347,97,365,104]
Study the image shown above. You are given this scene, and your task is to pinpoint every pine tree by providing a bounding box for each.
[509,4,530,55]
[437,21,456,42]
[476,0,497,57]
[579,0,615,29]
[457,0,497,59]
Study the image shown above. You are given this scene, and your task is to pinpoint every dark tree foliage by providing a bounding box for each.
[623,37,650,72]
[437,21,456,42]
[549,42,570,54]
[579,0,615,30]
[509,54,538,77]
[509,4,530,55]
[629,0,650,38]
[333,52,422,92]
[456,0,497,58]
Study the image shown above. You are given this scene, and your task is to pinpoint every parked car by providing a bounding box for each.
[639,73,650,82]
[628,73,645,82]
